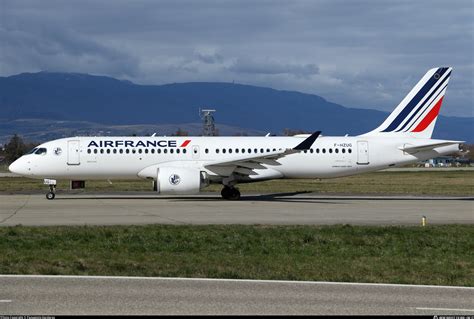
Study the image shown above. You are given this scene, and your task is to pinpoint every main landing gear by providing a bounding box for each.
[221,186,241,200]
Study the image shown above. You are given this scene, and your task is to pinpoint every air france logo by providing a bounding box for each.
[169,174,181,186]
[87,139,192,148]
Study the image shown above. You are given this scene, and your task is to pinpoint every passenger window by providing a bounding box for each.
[119,149,123,154]
[126,149,130,154]
[132,149,136,154]
[100,149,104,154]
[157,149,161,154]
[248,149,251,153]
[342,148,346,153]
[316,148,319,153]
[329,149,333,153]
[335,149,339,153]
[107,149,111,154]
[176,149,180,154]
[145,149,149,154]
[348,149,352,153]
[235,149,239,153]
[304,150,307,153]
[223,149,226,154]
[205,149,209,154]
[322,148,326,154]
[138,149,142,154]
[151,149,155,154]
[164,149,168,154]
[170,149,174,154]
[183,149,187,154]
[310,149,314,153]
[87,149,91,154]
[113,149,117,154]
[229,149,232,154]
[260,148,264,153]
[94,149,98,154]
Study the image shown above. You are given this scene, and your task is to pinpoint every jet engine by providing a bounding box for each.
[157,166,208,194]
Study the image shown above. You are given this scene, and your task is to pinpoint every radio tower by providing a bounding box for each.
[200,108,217,136]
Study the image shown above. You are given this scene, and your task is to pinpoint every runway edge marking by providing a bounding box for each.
[0,275,472,290]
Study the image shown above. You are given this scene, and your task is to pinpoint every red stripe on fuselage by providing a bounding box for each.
[411,96,444,132]
[180,140,191,147]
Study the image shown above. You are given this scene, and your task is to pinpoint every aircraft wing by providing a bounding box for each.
[204,131,321,177]
[399,141,463,153]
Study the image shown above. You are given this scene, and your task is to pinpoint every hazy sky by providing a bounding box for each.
[1,0,473,116]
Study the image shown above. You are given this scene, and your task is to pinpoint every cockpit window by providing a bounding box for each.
[34,148,47,155]
[26,148,38,154]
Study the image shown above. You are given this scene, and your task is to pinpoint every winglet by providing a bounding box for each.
[293,131,321,150]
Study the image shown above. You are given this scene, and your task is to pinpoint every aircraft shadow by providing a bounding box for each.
[53,191,472,203]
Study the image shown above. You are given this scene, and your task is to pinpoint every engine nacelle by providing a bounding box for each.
[157,166,208,194]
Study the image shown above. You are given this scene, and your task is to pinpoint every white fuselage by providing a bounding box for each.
[9,135,460,183]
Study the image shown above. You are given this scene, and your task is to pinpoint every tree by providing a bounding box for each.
[282,128,310,136]
[173,128,189,136]
[463,144,474,161]
[4,134,27,163]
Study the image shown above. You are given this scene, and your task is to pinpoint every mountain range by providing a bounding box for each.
[0,71,472,144]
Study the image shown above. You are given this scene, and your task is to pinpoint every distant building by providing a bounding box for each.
[421,156,472,167]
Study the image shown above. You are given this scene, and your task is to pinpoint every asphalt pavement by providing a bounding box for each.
[1,275,473,315]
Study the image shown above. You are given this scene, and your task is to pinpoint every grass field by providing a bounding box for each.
[1,171,473,195]
[1,224,472,286]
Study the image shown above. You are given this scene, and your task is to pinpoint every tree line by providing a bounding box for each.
[0,134,38,164]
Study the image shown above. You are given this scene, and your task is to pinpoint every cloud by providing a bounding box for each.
[0,0,472,116]
[0,25,139,78]
[194,47,224,64]
[228,58,319,77]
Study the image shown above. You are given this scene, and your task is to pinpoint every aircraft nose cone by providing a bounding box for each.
[8,159,26,175]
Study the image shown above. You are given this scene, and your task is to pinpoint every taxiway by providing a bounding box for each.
[0,193,472,226]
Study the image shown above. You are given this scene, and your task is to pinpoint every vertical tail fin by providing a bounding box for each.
[363,67,452,139]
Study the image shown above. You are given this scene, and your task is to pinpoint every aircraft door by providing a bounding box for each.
[357,140,369,165]
[192,145,200,159]
[67,140,81,165]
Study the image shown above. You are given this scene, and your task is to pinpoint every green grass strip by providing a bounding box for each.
[1,224,472,286]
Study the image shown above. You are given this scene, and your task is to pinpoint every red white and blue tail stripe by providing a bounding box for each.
[363,67,452,139]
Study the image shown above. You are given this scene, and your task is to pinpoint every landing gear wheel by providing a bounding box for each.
[46,192,55,200]
[45,183,56,200]
[221,186,241,200]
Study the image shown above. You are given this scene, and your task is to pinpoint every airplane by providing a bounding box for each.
[8,67,463,200]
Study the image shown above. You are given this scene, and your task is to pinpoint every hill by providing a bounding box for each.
[0,71,472,142]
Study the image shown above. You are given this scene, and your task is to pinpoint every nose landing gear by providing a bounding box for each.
[44,179,57,200]
[221,186,241,200]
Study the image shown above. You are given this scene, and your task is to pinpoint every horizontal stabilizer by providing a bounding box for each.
[399,141,462,153]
